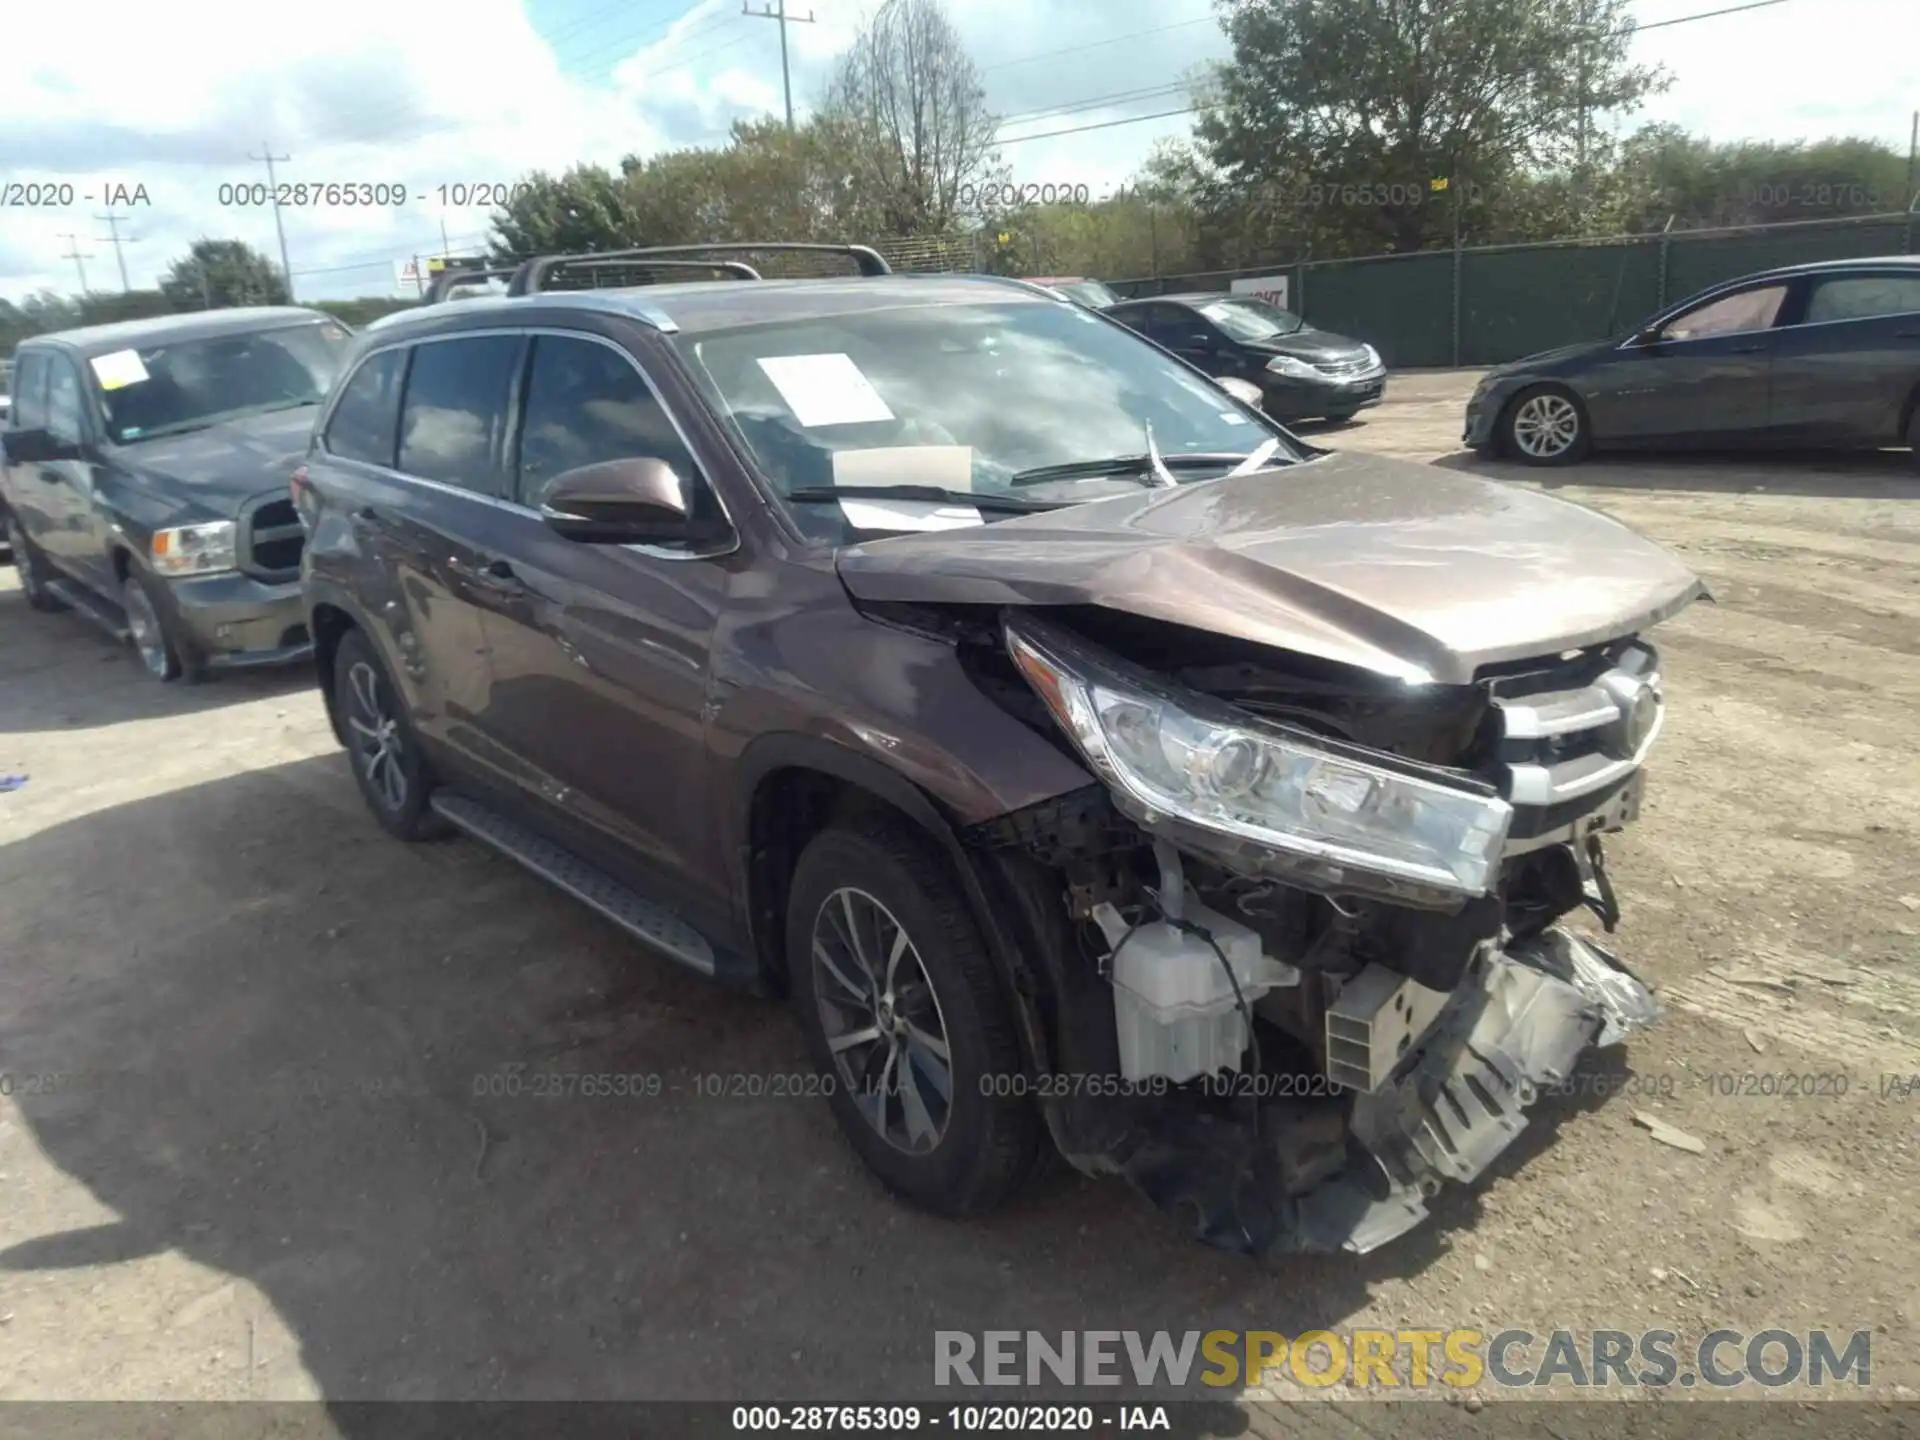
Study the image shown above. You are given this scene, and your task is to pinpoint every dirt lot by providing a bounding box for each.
[2,369,1918,1424]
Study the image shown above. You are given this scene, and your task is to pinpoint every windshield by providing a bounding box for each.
[671,299,1298,542]
[1055,280,1120,309]
[93,320,354,443]
[1199,297,1306,341]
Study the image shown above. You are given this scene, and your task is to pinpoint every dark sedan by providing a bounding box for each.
[1107,292,1386,424]
[1465,255,1920,466]
[2,307,351,680]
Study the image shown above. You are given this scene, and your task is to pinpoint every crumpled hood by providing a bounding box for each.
[114,406,315,509]
[834,450,1707,684]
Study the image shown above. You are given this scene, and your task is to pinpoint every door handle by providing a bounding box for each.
[450,556,526,594]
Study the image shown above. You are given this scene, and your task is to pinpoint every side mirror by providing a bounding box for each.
[2,427,56,466]
[1631,326,1664,347]
[540,456,703,545]
[1182,332,1215,351]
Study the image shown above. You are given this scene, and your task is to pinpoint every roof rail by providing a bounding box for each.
[505,255,765,297]
[423,266,518,305]
[507,242,891,296]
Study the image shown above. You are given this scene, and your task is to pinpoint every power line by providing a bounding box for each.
[980,17,1214,72]
[1635,0,1789,29]
[995,105,1200,147]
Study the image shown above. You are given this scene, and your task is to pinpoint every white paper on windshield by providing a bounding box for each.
[1218,410,1251,424]
[90,349,150,390]
[830,445,981,531]
[1227,438,1283,476]
[757,353,895,427]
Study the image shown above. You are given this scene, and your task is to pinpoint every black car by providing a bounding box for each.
[1465,255,1920,466]
[1106,292,1386,423]
[1,307,353,680]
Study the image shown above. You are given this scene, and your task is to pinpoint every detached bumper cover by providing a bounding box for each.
[1105,927,1659,1257]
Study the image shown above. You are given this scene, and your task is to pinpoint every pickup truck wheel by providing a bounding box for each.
[6,513,66,613]
[332,628,449,841]
[122,570,200,683]
[786,822,1042,1217]
[1500,384,1591,465]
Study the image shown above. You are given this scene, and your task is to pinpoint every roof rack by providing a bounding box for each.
[507,242,892,296]
[423,266,518,305]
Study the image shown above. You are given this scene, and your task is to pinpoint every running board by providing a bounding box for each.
[428,792,718,977]
[45,579,131,642]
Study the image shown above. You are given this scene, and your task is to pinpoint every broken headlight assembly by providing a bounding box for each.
[1005,616,1513,900]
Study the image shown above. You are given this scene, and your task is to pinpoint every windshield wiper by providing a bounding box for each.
[1008,451,1281,486]
[785,485,1067,513]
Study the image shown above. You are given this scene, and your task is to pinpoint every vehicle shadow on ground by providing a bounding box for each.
[0,583,317,736]
[0,755,1601,1417]
[1432,446,1920,500]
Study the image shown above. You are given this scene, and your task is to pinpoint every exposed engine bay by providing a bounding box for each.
[936,604,1672,1256]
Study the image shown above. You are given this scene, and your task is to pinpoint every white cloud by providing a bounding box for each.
[1,0,1915,303]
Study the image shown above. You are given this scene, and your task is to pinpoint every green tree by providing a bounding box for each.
[1196,0,1668,258]
[159,240,289,309]
[487,164,641,261]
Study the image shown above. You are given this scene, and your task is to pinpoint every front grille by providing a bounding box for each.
[1314,353,1382,379]
[238,493,305,581]
[1485,641,1663,818]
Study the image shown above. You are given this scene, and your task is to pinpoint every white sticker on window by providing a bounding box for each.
[756,353,895,427]
[1218,411,1251,424]
[90,349,150,391]
[830,445,980,531]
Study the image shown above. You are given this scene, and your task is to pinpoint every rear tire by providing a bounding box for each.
[1500,384,1591,466]
[332,628,450,841]
[786,820,1043,1217]
[6,511,67,613]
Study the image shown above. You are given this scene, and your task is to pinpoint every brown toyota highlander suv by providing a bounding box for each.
[297,243,1705,1257]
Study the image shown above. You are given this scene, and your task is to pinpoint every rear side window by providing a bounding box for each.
[514,334,700,509]
[1804,274,1920,324]
[45,356,86,443]
[397,335,522,496]
[10,351,48,430]
[324,348,406,466]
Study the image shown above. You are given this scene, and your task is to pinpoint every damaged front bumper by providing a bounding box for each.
[1102,926,1659,1257]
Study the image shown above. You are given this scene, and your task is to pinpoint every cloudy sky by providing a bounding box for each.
[2,0,1915,302]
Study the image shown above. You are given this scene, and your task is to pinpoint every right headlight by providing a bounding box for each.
[1265,354,1320,380]
[1006,618,1512,898]
[150,520,237,577]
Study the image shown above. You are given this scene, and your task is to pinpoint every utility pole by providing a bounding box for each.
[94,212,138,292]
[58,233,94,293]
[743,0,816,129]
[1574,0,1592,232]
[1907,110,1918,207]
[248,143,296,300]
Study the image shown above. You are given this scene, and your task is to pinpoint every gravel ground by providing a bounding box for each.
[1,370,1917,1430]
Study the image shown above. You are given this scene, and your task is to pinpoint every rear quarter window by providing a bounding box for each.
[324,348,407,467]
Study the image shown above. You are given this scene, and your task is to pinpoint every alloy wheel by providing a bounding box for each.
[1510,392,1581,459]
[122,580,170,677]
[811,886,954,1154]
[346,660,408,813]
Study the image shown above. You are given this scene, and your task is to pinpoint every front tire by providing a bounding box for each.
[6,512,67,613]
[1500,384,1591,466]
[122,568,201,683]
[786,820,1043,1217]
[332,628,449,841]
